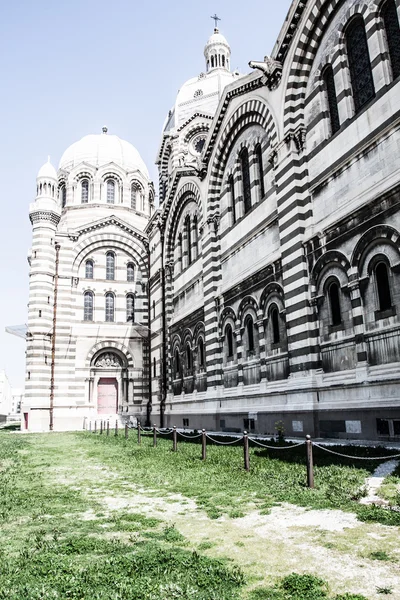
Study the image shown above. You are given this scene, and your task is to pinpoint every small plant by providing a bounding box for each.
[274,420,286,443]
[162,523,186,544]
[335,594,368,600]
[377,587,393,595]
[370,550,392,561]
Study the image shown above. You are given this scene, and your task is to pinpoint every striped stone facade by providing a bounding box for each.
[147,0,400,440]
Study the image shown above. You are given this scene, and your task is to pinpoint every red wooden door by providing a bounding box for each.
[97,378,118,414]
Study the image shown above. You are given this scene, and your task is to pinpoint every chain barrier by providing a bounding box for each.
[177,431,203,439]
[206,434,241,445]
[249,438,305,450]
[313,442,400,461]
[155,428,173,436]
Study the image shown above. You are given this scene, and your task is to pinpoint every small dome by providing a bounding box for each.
[59,131,149,178]
[37,158,57,180]
[205,29,230,49]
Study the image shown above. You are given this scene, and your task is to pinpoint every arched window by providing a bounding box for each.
[174,348,181,378]
[85,259,94,279]
[240,147,251,214]
[60,184,66,208]
[127,262,135,282]
[376,262,392,311]
[131,183,138,210]
[81,179,89,204]
[84,291,94,321]
[328,281,342,326]
[105,292,115,322]
[246,316,255,353]
[186,343,192,372]
[228,175,236,225]
[381,0,400,81]
[106,179,115,204]
[323,65,340,135]
[255,144,265,199]
[225,324,234,358]
[106,252,115,280]
[211,56,214,68]
[126,294,135,322]
[185,216,192,265]
[198,337,205,368]
[346,16,375,112]
[270,306,280,345]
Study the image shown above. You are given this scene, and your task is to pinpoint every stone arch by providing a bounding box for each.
[86,341,134,369]
[219,306,237,336]
[259,282,285,316]
[207,99,278,215]
[282,0,372,135]
[312,250,351,288]
[164,182,203,261]
[237,295,259,325]
[351,225,400,274]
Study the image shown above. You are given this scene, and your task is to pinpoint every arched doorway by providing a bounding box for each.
[90,350,128,416]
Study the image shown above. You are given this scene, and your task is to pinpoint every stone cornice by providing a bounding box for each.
[67,215,148,247]
[30,210,60,226]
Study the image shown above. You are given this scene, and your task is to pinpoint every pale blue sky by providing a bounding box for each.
[0,0,290,388]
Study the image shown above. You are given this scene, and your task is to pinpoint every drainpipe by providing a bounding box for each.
[49,242,60,431]
[146,245,152,427]
[160,227,167,428]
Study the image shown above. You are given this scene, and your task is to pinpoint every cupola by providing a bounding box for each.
[36,157,57,200]
[204,27,231,72]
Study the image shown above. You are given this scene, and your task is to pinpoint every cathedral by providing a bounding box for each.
[23,0,400,440]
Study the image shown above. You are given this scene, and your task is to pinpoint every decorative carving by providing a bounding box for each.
[207,214,221,233]
[30,211,60,226]
[285,127,306,153]
[248,56,282,90]
[95,352,122,368]
[165,260,175,279]
[71,277,79,287]
[268,148,278,169]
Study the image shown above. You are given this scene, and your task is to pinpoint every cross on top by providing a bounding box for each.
[211,13,221,28]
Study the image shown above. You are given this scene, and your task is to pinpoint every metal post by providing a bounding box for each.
[100,420,103,435]
[201,429,207,461]
[306,434,314,488]
[137,418,141,444]
[173,426,177,452]
[153,424,157,447]
[243,431,250,472]
[115,419,118,436]
[125,422,128,439]
[89,421,92,433]
[49,242,61,431]
[94,421,97,434]
[106,420,110,436]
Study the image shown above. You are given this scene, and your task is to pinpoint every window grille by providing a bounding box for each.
[84,291,94,321]
[105,293,115,322]
[229,175,236,224]
[127,262,135,282]
[346,16,375,112]
[376,262,392,311]
[186,344,192,371]
[323,65,340,134]
[328,281,342,326]
[60,184,66,208]
[174,349,181,378]
[271,306,280,344]
[246,316,255,353]
[131,184,137,210]
[81,179,89,204]
[126,294,135,322]
[255,144,265,198]
[198,338,205,368]
[226,325,234,358]
[106,252,115,280]
[240,148,252,214]
[382,0,400,80]
[106,179,115,204]
[85,260,94,279]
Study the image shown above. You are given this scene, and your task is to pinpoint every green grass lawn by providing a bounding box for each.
[0,431,398,599]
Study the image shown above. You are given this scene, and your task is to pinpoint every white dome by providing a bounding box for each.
[205,30,230,49]
[37,159,57,180]
[59,131,149,178]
